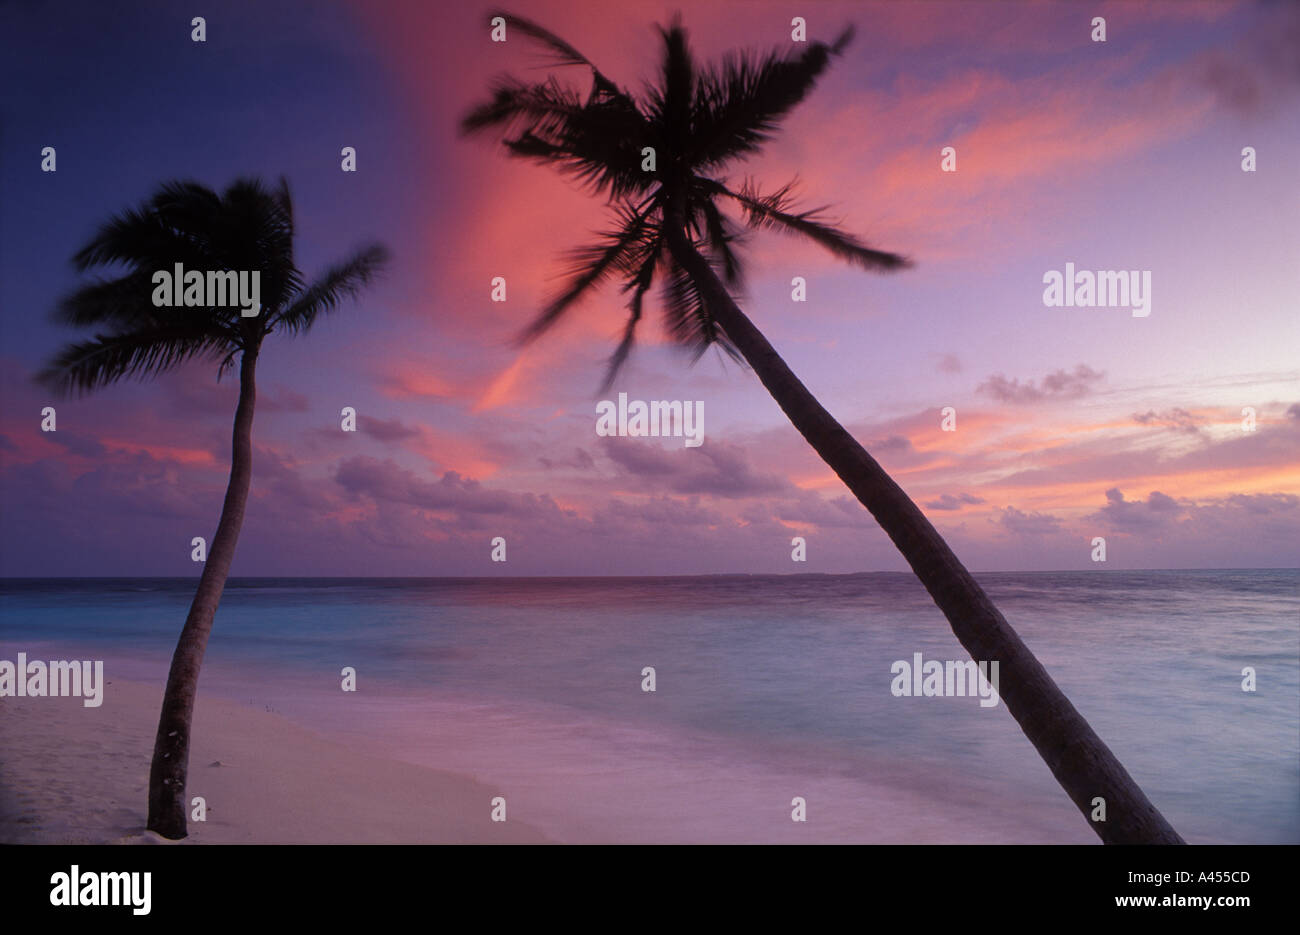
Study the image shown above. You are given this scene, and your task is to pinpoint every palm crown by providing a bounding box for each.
[462,13,909,386]
[39,177,388,394]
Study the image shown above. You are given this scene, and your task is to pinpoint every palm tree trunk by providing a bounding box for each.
[665,230,1184,844]
[146,348,258,839]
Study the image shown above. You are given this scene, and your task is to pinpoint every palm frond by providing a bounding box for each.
[54,270,173,329]
[520,201,657,344]
[697,195,743,285]
[650,18,694,150]
[461,14,651,199]
[36,324,233,397]
[600,233,662,391]
[71,200,214,274]
[658,247,740,363]
[487,11,631,104]
[461,75,584,137]
[690,26,854,169]
[44,176,390,397]
[219,178,302,313]
[273,244,390,335]
[711,178,909,271]
[491,95,651,198]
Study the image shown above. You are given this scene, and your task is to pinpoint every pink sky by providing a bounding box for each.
[2,0,1297,575]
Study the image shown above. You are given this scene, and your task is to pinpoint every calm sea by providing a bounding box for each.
[2,570,1296,843]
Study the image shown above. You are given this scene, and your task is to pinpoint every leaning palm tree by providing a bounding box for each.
[462,14,1183,844]
[38,177,389,839]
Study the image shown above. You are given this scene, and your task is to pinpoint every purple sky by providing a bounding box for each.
[1,0,1297,576]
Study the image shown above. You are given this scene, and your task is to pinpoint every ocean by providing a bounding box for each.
[2,570,1296,843]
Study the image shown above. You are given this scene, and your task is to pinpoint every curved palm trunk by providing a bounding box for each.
[666,231,1183,844]
[146,348,258,839]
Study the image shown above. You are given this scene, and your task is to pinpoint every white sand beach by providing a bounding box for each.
[0,677,548,844]
[0,665,1098,844]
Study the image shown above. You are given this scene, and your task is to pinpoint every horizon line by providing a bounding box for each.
[2,567,1296,581]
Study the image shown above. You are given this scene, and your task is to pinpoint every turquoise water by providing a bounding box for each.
[2,570,1296,843]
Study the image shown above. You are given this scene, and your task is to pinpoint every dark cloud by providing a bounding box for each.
[924,492,986,511]
[596,495,724,530]
[539,448,596,471]
[977,365,1104,404]
[1133,408,1201,434]
[1093,488,1185,532]
[937,353,962,374]
[1088,489,1299,545]
[156,370,309,417]
[1220,492,1298,516]
[1133,408,1201,436]
[334,456,566,526]
[869,435,913,453]
[997,506,1063,536]
[1189,1,1300,117]
[601,439,793,499]
[359,416,420,443]
[46,432,107,458]
[773,492,872,529]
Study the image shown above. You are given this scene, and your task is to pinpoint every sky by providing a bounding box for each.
[1,0,1297,576]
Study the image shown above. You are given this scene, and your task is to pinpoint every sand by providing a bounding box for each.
[0,677,548,844]
[1,661,1094,844]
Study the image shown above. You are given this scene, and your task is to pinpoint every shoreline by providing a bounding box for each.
[0,676,549,844]
[0,660,1097,844]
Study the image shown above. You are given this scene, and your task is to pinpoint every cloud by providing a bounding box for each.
[936,353,962,374]
[773,491,874,530]
[157,370,309,418]
[334,456,564,524]
[45,432,107,458]
[1092,487,1185,532]
[359,416,420,443]
[868,435,913,453]
[1132,408,1201,434]
[595,495,725,531]
[1086,488,1300,550]
[600,439,793,499]
[1182,1,1300,117]
[997,506,1063,536]
[924,492,986,511]
[977,365,1105,404]
[539,448,596,471]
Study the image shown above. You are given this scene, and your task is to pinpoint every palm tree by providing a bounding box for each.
[38,177,389,839]
[461,14,1184,844]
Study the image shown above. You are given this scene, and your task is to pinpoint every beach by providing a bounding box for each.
[2,571,1296,844]
[1,664,1088,845]
[0,676,547,844]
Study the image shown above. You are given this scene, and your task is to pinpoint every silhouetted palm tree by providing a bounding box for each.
[462,14,1183,844]
[38,177,389,839]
